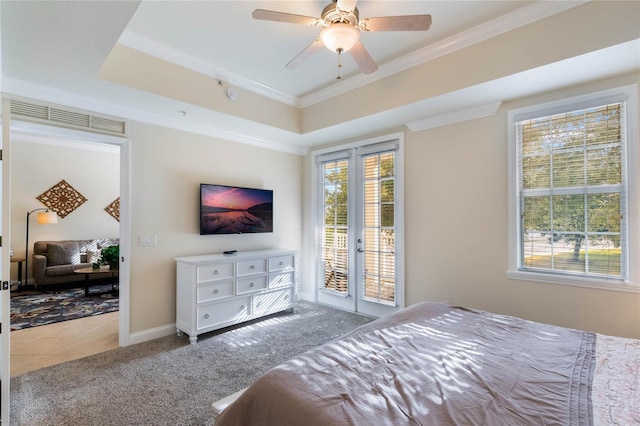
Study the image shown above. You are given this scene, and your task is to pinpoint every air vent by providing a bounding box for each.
[9,99,127,137]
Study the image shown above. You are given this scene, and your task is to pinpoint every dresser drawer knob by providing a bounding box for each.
[213,270,219,275]
[204,313,210,319]
[250,265,255,270]
[240,305,246,310]
[279,261,284,266]
[213,289,219,294]
[249,282,254,287]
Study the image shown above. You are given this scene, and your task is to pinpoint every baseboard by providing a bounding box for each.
[127,323,176,346]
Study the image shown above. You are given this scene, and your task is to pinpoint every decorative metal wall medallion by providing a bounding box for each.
[105,197,120,222]
[36,179,87,219]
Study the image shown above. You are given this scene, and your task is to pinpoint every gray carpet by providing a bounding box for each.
[10,301,374,426]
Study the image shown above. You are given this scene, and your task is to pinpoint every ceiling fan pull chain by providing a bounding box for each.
[336,48,344,80]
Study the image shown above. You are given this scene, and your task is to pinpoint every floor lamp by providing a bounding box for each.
[24,208,57,288]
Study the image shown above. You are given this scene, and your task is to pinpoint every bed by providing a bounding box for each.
[214,302,639,425]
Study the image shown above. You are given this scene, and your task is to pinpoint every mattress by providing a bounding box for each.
[215,302,639,425]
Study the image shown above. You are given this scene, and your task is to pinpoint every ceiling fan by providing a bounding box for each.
[252,0,432,78]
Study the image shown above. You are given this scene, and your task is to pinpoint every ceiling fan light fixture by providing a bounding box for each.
[321,23,359,53]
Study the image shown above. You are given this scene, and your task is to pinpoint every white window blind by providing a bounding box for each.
[319,155,350,293]
[516,102,627,280]
[361,149,396,303]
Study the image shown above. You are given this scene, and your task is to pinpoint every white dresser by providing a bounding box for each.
[175,249,297,344]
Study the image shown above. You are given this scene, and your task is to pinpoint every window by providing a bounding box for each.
[508,85,639,292]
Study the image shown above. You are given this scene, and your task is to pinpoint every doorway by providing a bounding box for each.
[314,134,405,318]
[9,130,122,375]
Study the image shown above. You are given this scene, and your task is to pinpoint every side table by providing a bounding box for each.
[10,257,25,290]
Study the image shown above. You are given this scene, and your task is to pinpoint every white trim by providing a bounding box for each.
[117,2,584,109]
[10,121,121,153]
[118,139,132,347]
[405,101,502,131]
[118,31,298,107]
[9,119,133,347]
[509,87,634,123]
[311,131,405,316]
[299,1,586,107]
[1,80,307,156]
[1,98,13,426]
[507,270,640,294]
[312,132,404,156]
[507,84,639,293]
[127,323,177,346]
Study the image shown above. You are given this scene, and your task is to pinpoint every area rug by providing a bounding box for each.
[10,285,118,330]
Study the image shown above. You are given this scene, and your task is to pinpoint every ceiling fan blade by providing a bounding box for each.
[360,15,432,32]
[349,41,378,74]
[286,38,324,70]
[252,9,320,26]
[337,0,357,13]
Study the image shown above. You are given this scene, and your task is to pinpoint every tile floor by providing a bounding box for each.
[10,312,119,377]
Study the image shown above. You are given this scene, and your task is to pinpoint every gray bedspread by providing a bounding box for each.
[215,302,596,425]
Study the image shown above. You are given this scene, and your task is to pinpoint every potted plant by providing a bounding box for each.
[99,245,120,270]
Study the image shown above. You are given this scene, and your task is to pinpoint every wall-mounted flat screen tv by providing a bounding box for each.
[200,184,273,235]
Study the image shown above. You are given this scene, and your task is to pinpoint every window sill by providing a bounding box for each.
[506,270,640,294]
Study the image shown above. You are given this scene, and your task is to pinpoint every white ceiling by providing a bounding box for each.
[122,0,532,101]
[1,1,638,152]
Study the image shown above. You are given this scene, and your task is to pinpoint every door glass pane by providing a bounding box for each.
[362,152,396,304]
[321,160,349,294]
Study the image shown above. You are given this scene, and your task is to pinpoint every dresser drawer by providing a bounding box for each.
[269,255,295,272]
[176,249,298,345]
[269,271,295,288]
[253,287,294,316]
[237,275,268,294]
[196,280,234,303]
[197,296,251,330]
[237,258,267,276]
[197,262,234,283]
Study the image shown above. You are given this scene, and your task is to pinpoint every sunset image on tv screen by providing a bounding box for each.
[200,184,273,234]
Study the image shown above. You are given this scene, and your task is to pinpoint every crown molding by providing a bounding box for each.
[114,1,586,110]
[1,77,307,156]
[405,101,502,132]
[299,1,587,108]
[118,31,300,107]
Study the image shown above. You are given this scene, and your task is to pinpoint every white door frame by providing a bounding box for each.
[1,97,12,425]
[311,132,405,317]
[0,108,131,424]
[8,121,132,348]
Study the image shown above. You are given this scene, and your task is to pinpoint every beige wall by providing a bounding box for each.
[302,72,640,339]
[126,122,303,332]
[8,1,638,342]
[10,140,120,283]
[302,1,640,133]
[402,73,640,339]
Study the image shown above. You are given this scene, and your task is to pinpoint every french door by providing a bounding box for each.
[315,136,404,318]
